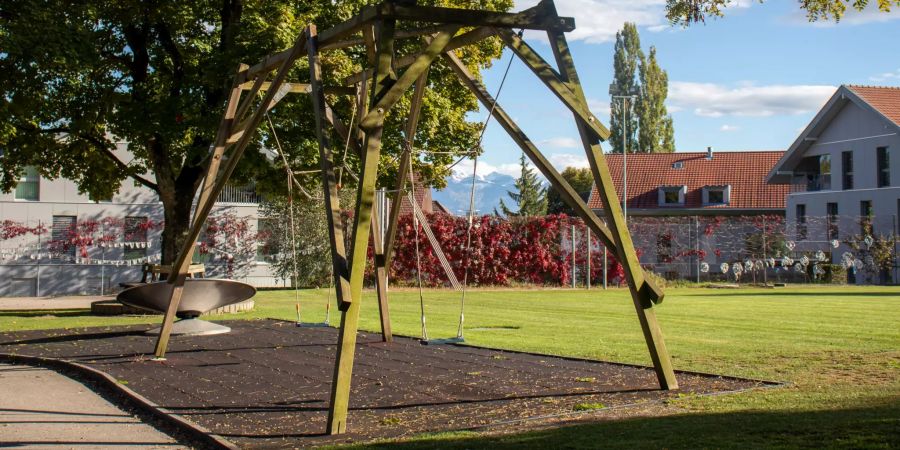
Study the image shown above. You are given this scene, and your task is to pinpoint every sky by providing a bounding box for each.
[452,0,900,179]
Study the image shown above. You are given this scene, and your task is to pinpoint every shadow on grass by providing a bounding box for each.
[682,291,900,298]
[352,401,900,449]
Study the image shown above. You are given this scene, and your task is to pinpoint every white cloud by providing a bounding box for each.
[516,0,669,43]
[870,68,900,83]
[719,124,740,132]
[538,137,581,148]
[587,98,612,116]
[549,153,590,170]
[668,82,835,117]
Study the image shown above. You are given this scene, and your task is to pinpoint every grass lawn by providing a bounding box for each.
[2,285,899,448]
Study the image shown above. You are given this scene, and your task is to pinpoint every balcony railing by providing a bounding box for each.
[216,184,261,204]
[790,174,830,192]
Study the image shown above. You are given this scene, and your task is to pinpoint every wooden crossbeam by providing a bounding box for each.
[376,0,574,31]
[237,81,356,96]
[443,51,664,303]
[344,27,496,86]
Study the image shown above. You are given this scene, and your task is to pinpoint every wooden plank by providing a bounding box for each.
[237,81,355,96]
[376,0,575,31]
[317,5,379,48]
[370,204,392,343]
[321,24,450,51]
[344,26,496,86]
[497,28,610,142]
[307,25,354,314]
[326,18,395,436]
[360,26,458,130]
[154,31,308,359]
[321,97,362,158]
[443,50,665,303]
[547,28,677,389]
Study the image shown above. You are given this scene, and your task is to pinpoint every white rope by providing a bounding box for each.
[407,191,461,290]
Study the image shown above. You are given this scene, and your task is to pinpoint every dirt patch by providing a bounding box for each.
[0,320,771,448]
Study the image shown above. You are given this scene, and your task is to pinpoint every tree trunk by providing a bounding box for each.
[159,187,197,265]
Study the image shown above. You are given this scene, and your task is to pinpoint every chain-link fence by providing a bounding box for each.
[562,214,899,286]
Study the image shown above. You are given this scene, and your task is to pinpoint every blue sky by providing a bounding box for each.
[452,0,900,179]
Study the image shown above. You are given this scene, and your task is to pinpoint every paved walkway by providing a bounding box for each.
[0,363,185,449]
[0,295,111,310]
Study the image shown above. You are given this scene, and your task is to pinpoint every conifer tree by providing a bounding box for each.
[497,154,547,217]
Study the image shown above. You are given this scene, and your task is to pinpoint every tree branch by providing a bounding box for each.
[17,124,160,193]
[154,21,185,97]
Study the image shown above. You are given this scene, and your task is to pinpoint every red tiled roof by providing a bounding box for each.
[587,151,791,211]
[847,85,900,127]
[396,174,433,215]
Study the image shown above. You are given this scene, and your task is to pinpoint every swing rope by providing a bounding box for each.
[408,42,517,342]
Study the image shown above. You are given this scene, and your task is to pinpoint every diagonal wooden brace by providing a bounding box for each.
[308,26,354,311]
[496,28,610,142]
[359,25,459,130]
[443,51,663,303]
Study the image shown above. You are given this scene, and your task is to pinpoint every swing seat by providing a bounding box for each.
[296,321,330,328]
[420,336,465,346]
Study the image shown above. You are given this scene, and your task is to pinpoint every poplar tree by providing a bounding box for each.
[608,23,642,154]
[637,47,675,153]
[498,154,547,217]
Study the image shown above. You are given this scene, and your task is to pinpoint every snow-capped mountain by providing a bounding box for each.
[432,172,517,216]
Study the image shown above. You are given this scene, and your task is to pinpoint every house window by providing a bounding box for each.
[860,200,873,235]
[658,186,686,206]
[877,147,890,187]
[124,216,148,260]
[818,154,831,190]
[796,204,807,240]
[703,185,730,205]
[826,202,839,240]
[51,216,76,261]
[841,151,853,190]
[656,233,673,263]
[14,166,40,201]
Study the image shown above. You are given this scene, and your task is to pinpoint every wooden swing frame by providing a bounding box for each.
[150,0,678,435]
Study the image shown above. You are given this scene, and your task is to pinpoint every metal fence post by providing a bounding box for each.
[586,226,591,289]
[602,245,607,289]
[571,224,576,288]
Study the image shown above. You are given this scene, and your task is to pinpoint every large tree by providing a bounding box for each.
[547,167,593,215]
[0,0,510,263]
[666,0,899,25]
[637,47,675,153]
[497,154,547,217]
[608,23,642,154]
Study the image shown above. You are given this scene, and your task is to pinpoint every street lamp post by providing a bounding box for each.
[609,88,637,222]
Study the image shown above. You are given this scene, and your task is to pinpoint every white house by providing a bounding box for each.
[0,140,284,297]
[767,85,900,283]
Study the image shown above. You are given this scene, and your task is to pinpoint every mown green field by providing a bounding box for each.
[2,285,898,448]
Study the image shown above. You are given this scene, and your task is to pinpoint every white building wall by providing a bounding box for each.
[0,142,283,296]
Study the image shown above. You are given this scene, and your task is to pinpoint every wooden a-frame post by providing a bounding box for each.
[148,0,677,436]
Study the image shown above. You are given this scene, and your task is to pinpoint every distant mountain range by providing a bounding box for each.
[432,172,518,216]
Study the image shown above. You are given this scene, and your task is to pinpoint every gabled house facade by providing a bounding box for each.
[767,85,899,284]
[588,150,793,281]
